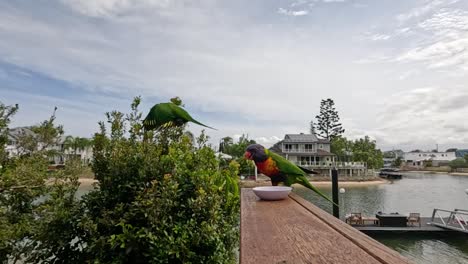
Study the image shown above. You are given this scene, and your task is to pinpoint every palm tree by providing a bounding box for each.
[219,137,233,153]
[63,136,93,161]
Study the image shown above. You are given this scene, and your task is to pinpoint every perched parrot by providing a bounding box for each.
[143,101,216,131]
[244,144,335,204]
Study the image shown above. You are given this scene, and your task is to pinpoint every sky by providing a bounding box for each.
[1,0,468,152]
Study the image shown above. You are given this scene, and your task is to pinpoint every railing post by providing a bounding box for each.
[332,168,339,218]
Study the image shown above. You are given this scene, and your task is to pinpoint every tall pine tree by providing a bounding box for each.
[312,98,344,140]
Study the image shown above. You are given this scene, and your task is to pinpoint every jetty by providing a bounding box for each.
[241,188,410,264]
[354,217,450,234]
[429,208,468,234]
[350,209,468,235]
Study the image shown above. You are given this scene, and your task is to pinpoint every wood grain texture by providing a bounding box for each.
[241,189,411,264]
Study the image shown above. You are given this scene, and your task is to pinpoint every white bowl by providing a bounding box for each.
[253,186,292,201]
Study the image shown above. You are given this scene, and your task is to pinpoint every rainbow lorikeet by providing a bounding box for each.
[244,144,335,204]
[143,101,216,131]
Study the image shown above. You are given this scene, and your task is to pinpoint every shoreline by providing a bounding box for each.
[402,170,468,176]
[79,177,388,188]
[240,179,388,188]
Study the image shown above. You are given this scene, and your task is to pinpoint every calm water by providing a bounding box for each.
[293,172,468,264]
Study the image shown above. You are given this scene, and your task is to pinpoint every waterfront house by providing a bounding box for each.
[270,133,367,176]
[403,151,456,168]
[455,149,468,158]
[5,126,93,164]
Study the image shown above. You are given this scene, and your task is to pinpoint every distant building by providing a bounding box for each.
[455,149,468,158]
[270,133,367,176]
[403,151,456,168]
[5,126,93,164]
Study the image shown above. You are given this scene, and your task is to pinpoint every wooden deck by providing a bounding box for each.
[354,217,453,234]
[241,189,410,264]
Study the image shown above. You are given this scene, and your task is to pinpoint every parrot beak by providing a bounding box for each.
[244,151,252,160]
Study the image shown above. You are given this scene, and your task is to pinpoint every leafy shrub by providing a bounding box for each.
[0,98,239,263]
[449,158,468,170]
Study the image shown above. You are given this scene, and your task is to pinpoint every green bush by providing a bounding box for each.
[449,158,468,170]
[0,98,240,263]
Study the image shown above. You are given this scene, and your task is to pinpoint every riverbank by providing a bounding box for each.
[403,170,468,176]
[79,177,388,188]
[240,178,388,188]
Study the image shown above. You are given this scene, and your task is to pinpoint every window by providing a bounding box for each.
[284,144,291,151]
[305,144,314,151]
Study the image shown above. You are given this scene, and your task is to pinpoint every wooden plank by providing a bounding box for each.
[288,192,411,264]
[241,189,410,264]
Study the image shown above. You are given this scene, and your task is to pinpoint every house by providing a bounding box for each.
[277,133,336,166]
[5,126,93,164]
[270,133,367,176]
[455,149,468,159]
[403,151,456,168]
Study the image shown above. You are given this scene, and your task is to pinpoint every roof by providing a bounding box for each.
[283,133,325,143]
[8,127,35,140]
[316,149,335,156]
[455,149,468,158]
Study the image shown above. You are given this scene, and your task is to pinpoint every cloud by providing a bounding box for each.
[61,0,171,17]
[2,0,468,152]
[395,8,468,70]
[396,0,459,22]
[369,34,391,41]
[322,0,346,2]
[372,86,468,148]
[278,8,309,16]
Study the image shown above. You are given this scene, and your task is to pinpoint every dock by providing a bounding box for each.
[241,188,410,264]
[353,218,451,234]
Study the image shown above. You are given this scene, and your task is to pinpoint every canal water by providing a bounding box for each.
[293,172,468,264]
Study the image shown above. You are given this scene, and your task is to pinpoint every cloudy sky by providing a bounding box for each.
[1,0,468,151]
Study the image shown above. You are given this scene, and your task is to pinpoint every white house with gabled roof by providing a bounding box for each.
[270,133,367,176]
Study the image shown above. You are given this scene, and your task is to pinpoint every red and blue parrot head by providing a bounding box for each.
[244,144,268,162]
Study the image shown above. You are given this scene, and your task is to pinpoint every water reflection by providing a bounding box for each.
[293,172,468,264]
[294,173,468,217]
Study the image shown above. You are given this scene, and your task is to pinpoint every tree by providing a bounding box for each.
[351,136,384,169]
[465,154,468,163]
[1,97,240,263]
[219,135,256,176]
[309,120,316,135]
[0,106,83,262]
[330,136,352,161]
[312,98,344,140]
[392,157,402,167]
[0,102,19,165]
[449,158,468,170]
[446,148,457,152]
[218,136,234,153]
[64,136,93,155]
[330,135,384,168]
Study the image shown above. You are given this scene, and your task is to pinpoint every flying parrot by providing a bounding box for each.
[244,144,335,204]
[143,99,216,131]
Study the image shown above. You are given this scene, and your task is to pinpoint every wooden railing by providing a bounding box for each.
[241,189,410,263]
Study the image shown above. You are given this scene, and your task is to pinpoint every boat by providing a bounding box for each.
[379,168,402,179]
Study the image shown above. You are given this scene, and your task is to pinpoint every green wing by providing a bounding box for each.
[267,150,336,205]
[143,103,216,130]
[143,103,178,130]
